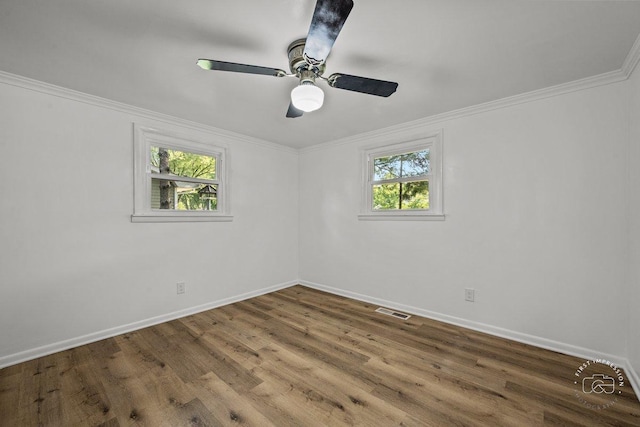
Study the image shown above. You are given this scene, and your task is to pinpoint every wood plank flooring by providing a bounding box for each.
[1,285,639,426]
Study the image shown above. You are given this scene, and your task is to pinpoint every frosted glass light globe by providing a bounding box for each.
[291,83,324,112]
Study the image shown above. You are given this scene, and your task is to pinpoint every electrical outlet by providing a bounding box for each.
[465,288,475,302]
[177,282,186,295]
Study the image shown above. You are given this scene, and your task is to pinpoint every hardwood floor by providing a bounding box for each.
[1,285,639,426]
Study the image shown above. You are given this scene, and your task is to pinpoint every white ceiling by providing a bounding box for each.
[1,1,640,149]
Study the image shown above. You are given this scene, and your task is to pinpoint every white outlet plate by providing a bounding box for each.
[465,288,475,302]
[177,282,186,294]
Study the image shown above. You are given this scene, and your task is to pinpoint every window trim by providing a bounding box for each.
[359,130,444,221]
[132,124,232,223]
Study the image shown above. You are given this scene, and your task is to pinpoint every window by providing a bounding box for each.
[132,125,231,222]
[360,131,443,220]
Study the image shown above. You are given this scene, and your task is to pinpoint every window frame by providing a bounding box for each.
[359,130,444,221]
[132,125,232,222]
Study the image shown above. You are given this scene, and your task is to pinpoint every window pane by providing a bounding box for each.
[374,155,402,180]
[150,146,216,180]
[373,180,429,210]
[151,178,218,211]
[176,182,218,211]
[373,182,400,209]
[373,149,430,181]
[400,150,430,177]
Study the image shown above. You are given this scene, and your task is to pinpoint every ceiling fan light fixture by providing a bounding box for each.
[291,82,324,112]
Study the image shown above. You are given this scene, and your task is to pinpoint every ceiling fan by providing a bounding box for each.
[196,0,398,118]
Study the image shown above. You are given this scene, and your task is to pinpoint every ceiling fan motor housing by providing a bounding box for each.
[288,38,325,76]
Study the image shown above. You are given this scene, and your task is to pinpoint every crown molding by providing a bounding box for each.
[0,70,297,154]
[622,33,640,78]
[301,68,628,154]
[2,42,637,158]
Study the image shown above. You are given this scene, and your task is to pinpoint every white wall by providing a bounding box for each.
[299,81,630,358]
[1,66,637,377]
[0,78,299,364]
[629,63,640,375]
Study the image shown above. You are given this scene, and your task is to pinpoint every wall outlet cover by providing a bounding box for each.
[465,288,475,302]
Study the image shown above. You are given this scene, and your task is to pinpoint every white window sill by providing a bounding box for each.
[358,213,445,221]
[131,214,233,223]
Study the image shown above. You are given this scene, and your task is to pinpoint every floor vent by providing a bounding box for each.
[375,307,411,320]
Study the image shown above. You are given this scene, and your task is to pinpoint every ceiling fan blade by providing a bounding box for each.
[328,73,398,97]
[286,102,304,118]
[197,59,287,77]
[303,0,354,65]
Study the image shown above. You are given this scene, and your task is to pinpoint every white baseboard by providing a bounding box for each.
[298,280,640,399]
[0,280,298,369]
[3,278,638,401]
[626,359,640,401]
